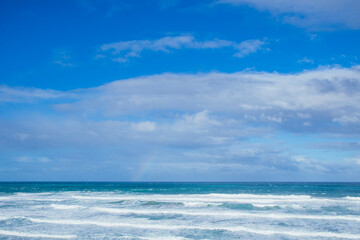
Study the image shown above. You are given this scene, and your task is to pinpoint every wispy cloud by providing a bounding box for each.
[297,57,314,64]
[218,0,360,30]
[54,61,74,67]
[99,35,266,62]
[234,39,265,57]
[0,85,70,103]
[15,156,53,163]
[53,50,75,67]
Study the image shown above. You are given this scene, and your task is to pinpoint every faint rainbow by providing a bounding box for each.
[132,158,154,181]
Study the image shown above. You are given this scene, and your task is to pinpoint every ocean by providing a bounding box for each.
[0,182,359,239]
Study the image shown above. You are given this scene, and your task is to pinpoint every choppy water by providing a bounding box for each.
[0,182,359,239]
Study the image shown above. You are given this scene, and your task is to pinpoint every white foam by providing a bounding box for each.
[252,204,278,208]
[93,207,360,222]
[0,230,76,239]
[287,204,303,209]
[0,196,63,202]
[50,204,82,210]
[71,194,347,206]
[0,216,28,221]
[227,226,360,239]
[25,218,360,239]
[182,201,222,207]
[142,236,190,240]
[0,216,10,221]
[72,193,312,201]
[345,196,360,201]
[207,193,312,199]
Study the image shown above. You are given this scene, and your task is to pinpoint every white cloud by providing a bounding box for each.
[99,35,266,62]
[218,0,360,30]
[4,65,360,132]
[53,50,74,67]
[15,156,52,163]
[176,110,221,128]
[0,85,70,103]
[234,39,265,57]
[3,66,360,133]
[48,65,360,134]
[346,157,360,166]
[333,115,360,124]
[303,121,311,127]
[2,66,360,180]
[297,57,314,64]
[131,121,157,132]
[355,159,360,165]
[15,156,31,163]
[54,61,74,67]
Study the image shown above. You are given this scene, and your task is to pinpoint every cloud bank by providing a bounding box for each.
[52,65,360,133]
[219,0,360,30]
[1,66,360,181]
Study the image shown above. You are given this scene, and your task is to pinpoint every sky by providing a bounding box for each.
[1,0,360,181]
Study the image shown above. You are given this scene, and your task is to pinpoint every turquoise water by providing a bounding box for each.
[0,182,359,239]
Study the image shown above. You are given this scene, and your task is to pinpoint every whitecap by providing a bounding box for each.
[75,207,360,222]
[49,204,82,210]
[25,217,360,239]
[0,230,76,239]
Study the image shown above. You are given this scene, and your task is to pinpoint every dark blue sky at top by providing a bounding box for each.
[1,0,359,90]
[1,0,360,181]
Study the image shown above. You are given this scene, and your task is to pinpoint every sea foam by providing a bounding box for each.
[0,230,76,239]
[1,182,360,239]
[24,217,360,239]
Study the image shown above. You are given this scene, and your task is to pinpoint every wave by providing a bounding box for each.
[0,216,11,221]
[25,217,360,239]
[251,204,280,208]
[346,196,360,201]
[0,230,76,239]
[72,193,313,200]
[49,204,82,210]
[141,236,190,240]
[92,207,360,222]
[0,197,64,202]
[227,226,360,239]
[182,201,222,207]
[141,201,183,206]
[24,204,359,222]
[71,193,353,206]
[206,193,312,199]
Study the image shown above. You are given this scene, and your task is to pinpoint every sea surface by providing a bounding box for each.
[0,182,360,239]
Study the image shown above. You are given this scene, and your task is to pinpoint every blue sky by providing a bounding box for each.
[1,0,360,181]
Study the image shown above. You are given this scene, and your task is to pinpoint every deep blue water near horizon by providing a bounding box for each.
[0,182,360,239]
[1,182,360,197]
